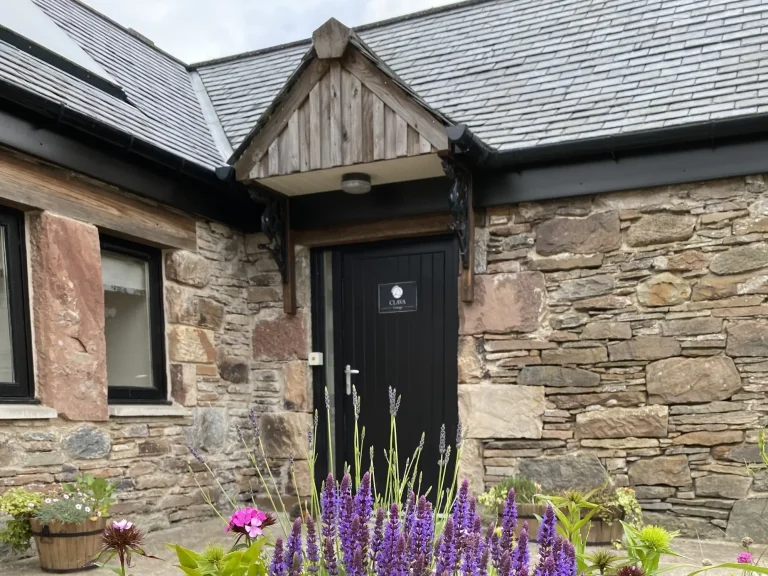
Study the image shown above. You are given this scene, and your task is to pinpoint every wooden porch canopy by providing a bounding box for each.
[230,18,451,196]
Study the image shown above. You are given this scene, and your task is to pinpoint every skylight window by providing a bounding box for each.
[1,0,126,99]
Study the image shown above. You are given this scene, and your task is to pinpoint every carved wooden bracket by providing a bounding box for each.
[442,157,474,302]
[260,197,296,314]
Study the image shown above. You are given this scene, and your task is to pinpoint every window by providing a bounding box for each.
[0,206,33,401]
[101,236,166,403]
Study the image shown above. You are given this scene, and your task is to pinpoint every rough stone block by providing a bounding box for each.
[581,322,632,340]
[170,363,197,406]
[726,320,768,357]
[284,360,309,412]
[168,325,216,363]
[535,212,620,255]
[626,213,696,247]
[710,244,768,275]
[608,337,681,361]
[458,384,544,439]
[458,438,485,494]
[458,337,484,382]
[460,273,546,334]
[519,455,607,492]
[252,308,308,360]
[218,357,249,383]
[165,250,210,287]
[695,474,752,500]
[672,430,743,447]
[647,356,741,403]
[527,254,604,271]
[576,405,668,439]
[540,346,607,365]
[556,274,615,301]
[629,455,691,486]
[186,408,228,453]
[637,273,691,307]
[62,426,111,459]
[518,365,600,387]
[30,212,108,421]
[726,499,768,541]
[661,318,723,336]
[260,412,313,458]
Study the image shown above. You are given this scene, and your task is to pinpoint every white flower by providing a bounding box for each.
[45,498,52,504]
[75,504,82,510]
[27,503,35,509]
[85,507,91,513]
[63,494,69,500]
[97,511,102,517]
[52,499,58,503]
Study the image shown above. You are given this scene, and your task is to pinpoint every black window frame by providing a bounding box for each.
[101,235,168,404]
[0,206,34,401]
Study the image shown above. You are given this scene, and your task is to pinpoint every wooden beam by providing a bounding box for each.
[284,199,297,314]
[293,213,452,248]
[341,49,449,151]
[329,61,343,168]
[312,18,351,59]
[237,59,329,180]
[462,174,475,303]
[0,147,197,250]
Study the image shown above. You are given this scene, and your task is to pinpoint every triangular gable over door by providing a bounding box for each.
[231,19,450,196]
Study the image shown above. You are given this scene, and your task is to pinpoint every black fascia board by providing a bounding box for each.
[476,134,768,207]
[0,25,127,101]
[0,82,262,232]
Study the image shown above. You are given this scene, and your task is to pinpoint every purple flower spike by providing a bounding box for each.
[283,518,303,575]
[404,490,417,536]
[321,474,338,540]
[499,488,517,557]
[371,506,385,568]
[499,550,512,576]
[306,516,319,573]
[436,516,458,576]
[339,474,355,564]
[377,503,402,576]
[537,505,557,556]
[322,535,338,576]
[269,538,286,576]
[738,552,754,565]
[512,521,530,576]
[409,496,435,566]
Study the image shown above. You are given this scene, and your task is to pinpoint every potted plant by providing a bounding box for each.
[0,487,44,556]
[26,473,116,572]
[478,475,547,539]
[590,486,642,545]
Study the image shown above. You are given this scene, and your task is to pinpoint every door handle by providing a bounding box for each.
[344,365,359,395]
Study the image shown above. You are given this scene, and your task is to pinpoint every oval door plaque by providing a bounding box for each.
[378,281,418,314]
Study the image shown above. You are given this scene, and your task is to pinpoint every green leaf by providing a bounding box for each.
[687,563,768,576]
[241,539,265,564]
[170,544,201,569]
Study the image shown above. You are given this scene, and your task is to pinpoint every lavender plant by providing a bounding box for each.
[262,477,576,576]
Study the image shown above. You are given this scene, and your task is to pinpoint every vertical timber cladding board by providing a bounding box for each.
[267,67,436,176]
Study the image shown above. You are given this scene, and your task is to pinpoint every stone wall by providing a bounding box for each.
[459,174,768,540]
[1,213,311,557]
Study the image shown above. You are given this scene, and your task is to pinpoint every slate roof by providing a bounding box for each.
[196,0,768,153]
[0,0,222,169]
[1,0,768,171]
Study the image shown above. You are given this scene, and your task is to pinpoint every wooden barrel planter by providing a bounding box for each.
[30,517,107,573]
[585,516,623,545]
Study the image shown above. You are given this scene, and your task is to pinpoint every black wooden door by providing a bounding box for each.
[336,236,459,499]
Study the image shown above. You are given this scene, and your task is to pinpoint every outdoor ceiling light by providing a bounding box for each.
[341,173,372,194]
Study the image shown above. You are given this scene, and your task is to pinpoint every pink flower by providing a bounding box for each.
[226,507,269,536]
[112,519,134,531]
[738,552,754,564]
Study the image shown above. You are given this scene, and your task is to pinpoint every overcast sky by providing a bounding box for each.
[85,0,461,63]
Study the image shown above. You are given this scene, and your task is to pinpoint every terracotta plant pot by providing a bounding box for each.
[30,517,108,573]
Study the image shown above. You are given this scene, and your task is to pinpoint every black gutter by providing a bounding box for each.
[449,114,768,170]
[0,80,262,232]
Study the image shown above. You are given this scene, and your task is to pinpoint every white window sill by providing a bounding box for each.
[109,403,191,418]
[0,404,58,420]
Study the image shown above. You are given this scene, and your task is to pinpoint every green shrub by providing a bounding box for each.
[478,475,541,512]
